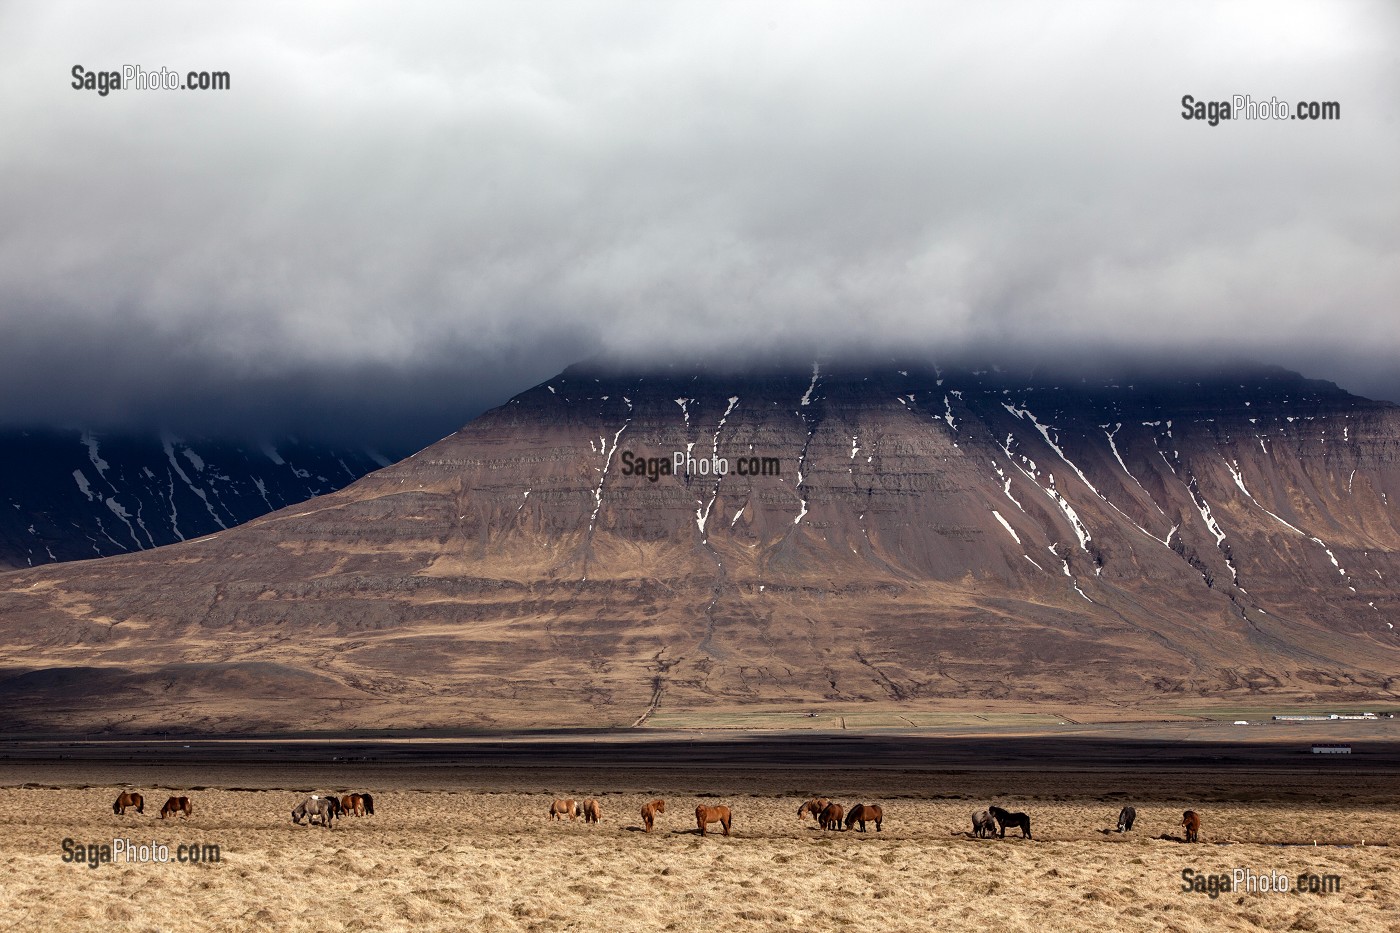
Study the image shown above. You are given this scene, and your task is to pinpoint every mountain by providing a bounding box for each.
[0,360,1396,734]
[0,428,393,569]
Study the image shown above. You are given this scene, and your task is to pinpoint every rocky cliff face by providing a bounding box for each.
[0,429,392,569]
[0,361,1396,732]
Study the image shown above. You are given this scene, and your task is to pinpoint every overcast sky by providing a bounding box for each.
[2,1,1396,451]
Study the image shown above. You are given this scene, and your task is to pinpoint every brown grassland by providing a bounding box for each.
[0,762,1396,933]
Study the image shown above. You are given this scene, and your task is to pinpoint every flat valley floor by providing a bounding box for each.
[0,730,1397,932]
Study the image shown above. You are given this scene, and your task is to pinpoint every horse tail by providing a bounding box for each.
[136,794,144,814]
[364,793,374,816]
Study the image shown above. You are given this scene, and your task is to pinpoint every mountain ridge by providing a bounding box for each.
[0,359,1396,733]
[0,427,395,569]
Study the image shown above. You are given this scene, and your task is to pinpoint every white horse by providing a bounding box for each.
[292,795,337,828]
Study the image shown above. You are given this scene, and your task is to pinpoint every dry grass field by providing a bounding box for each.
[0,775,1396,933]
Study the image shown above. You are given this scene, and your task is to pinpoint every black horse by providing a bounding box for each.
[988,805,1032,839]
[1117,806,1136,832]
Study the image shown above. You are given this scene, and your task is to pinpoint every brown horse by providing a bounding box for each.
[159,796,192,819]
[844,803,883,832]
[696,804,731,836]
[797,797,830,821]
[641,799,665,832]
[1182,810,1200,843]
[112,791,144,815]
[818,802,844,830]
[550,799,578,821]
[341,793,374,817]
[582,798,601,824]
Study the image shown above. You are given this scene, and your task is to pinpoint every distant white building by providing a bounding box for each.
[1312,744,1352,754]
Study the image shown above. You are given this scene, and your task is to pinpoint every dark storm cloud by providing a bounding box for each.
[0,308,594,452]
[1,1,1397,451]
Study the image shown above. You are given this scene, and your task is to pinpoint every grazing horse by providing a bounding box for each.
[160,796,192,819]
[292,795,337,828]
[989,806,1031,839]
[971,809,996,838]
[844,803,883,832]
[582,798,602,824]
[641,799,665,833]
[550,799,579,821]
[340,793,374,817]
[695,805,731,837]
[1117,806,1137,833]
[112,791,144,815]
[818,802,845,831]
[797,797,830,821]
[1181,810,1200,843]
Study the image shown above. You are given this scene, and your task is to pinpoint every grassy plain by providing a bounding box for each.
[0,764,1395,933]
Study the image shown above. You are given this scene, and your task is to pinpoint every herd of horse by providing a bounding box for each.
[796,798,884,832]
[107,790,1207,842]
[290,793,375,828]
[798,798,1199,842]
[549,797,733,835]
[549,798,603,823]
[109,791,373,829]
[111,792,193,819]
[549,797,872,837]
[967,806,1032,838]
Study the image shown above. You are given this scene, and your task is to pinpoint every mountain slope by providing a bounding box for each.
[0,429,393,569]
[0,361,1396,733]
